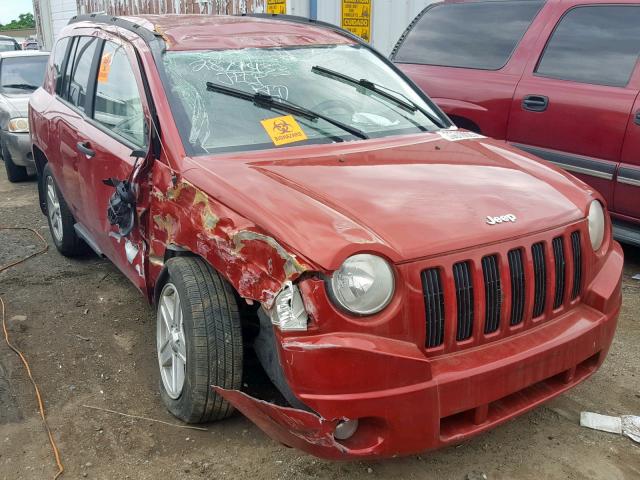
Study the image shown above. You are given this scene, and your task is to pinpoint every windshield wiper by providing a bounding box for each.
[205,82,369,140]
[2,83,37,91]
[311,65,445,128]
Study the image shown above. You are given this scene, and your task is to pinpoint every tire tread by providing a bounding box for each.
[161,257,243,423]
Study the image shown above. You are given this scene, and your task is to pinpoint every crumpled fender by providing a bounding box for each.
[213,387,350,459]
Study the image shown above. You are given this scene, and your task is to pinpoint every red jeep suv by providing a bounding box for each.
[393,0,640,246]
[29,13,622,459]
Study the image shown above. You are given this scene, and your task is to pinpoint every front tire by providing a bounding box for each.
[157,257,243,423]
[42,163,83,256]
[2,142,28,183]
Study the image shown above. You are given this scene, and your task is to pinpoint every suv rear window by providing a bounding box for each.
[536,5,640,87]
[393,1,544,70]
[0,39,18,52]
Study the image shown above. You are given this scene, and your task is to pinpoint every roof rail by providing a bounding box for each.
[68,13,160,44]
[240,13,366,46]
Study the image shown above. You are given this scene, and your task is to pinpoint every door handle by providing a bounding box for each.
[522,95,549,112]
[76,141,95,158]
[635,110,640,126]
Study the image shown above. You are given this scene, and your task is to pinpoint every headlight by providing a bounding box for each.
[8,117,29,133]
[329,254,395,315]
[588,200,605,251]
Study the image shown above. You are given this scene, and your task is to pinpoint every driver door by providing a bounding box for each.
[76,38,150,291]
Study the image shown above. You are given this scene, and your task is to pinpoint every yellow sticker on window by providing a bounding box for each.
[97,52,113,84]
[261,115,308,146]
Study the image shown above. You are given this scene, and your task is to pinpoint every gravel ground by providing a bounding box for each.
[0,173,639,480]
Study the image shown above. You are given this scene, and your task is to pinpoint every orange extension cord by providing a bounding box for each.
[0,226,64,479]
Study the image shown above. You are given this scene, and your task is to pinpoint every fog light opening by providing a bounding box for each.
[334,419,359,441]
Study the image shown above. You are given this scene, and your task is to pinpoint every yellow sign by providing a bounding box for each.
[97,52,113,84]
[261,115,308,146]
[342,0,372,42]
[266,0,286,14]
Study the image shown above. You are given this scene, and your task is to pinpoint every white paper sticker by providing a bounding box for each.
[438,130,486,142]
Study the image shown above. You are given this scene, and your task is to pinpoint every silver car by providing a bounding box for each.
[0,50,48,182]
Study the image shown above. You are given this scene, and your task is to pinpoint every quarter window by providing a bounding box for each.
[393,1,544,70]
[65,36,99,111]
[92,41,147,148]
[536,6,640,87]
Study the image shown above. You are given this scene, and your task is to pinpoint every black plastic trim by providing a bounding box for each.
[612,219,640,247]
[68,14,166,65]
[512,143,616,180]
[618,166,640,186]
[85,38,105,117]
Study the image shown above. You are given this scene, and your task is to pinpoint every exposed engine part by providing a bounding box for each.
[271,281,309,331]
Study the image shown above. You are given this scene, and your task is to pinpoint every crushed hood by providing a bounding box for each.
[184,133,592,270]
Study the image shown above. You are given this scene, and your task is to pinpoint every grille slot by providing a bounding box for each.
[422,268,445,348]
[552,237,566,309]
[453,261,474,341]
[482,255,502,334]
[571,231,582,299]
[532,242,546,317]
[508,249,526,325]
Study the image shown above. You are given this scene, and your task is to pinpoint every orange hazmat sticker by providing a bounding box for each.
[261,115,308,146]
[97,52,113,84]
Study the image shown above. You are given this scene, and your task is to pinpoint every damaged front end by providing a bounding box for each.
[216,279,367,459]
[213,387,354,459]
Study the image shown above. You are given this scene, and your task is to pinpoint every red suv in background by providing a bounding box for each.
[393,0,640,245]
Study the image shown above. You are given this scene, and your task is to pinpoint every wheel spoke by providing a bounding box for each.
[171,353,179,389]
[176,344,186,364]
[173,294,181,327]
[47,182,59,207]
[160,302,173,332]
[159,335,171,354]
[159,343,172,367]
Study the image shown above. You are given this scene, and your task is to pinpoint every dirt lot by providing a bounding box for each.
[0,173,639,480]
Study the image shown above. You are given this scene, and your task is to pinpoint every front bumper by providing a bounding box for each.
[2,131,33,168]
[217,242,623,459]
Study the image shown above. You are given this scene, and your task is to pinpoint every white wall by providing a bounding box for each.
[51,0,78,41]
[36,0,78,49]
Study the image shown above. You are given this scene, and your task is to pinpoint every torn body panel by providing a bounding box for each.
[213,387,349,460]
[148,161,310,307]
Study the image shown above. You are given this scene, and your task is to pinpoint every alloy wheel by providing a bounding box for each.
[157,283,187,399]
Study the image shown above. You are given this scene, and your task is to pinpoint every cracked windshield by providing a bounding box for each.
[162,44,443,155]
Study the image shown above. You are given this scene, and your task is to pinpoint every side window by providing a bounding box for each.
[536,6,640,87]
[92,41,147,148]
[60,37,78,98]
[66,36,99,111]
[52,37,70,95]
[393,1,544,70]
